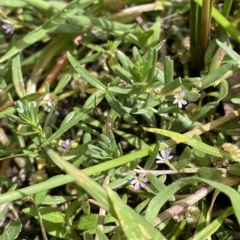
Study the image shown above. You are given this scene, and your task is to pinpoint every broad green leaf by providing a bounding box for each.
[67,52,106,90]
[23,207,65,237]
[218,79,228,102]
[231,98,240,104]
[34,190,48,205]
[0,219,22,240]
[200,63,232,89]
[184,91,200,101]
[143,127,240,162]
[161,78,180,94]
[197,167,222,180]
[176,146,191,170]
[74,214,116,230]
[23,206,65,222]
[227,164,240,176]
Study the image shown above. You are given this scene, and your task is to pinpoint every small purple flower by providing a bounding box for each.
[60,139,74,153]
[130,173,148,190]
[173,91,187,108]
[91,29,98,35]
[2,23,14,35]
[156,149,173,164]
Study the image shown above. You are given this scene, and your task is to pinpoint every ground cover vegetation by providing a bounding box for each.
[1,0,240,239]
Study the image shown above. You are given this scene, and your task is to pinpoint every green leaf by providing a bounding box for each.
[41,195,74,205]
[227,164,240,176]
[218,79,228,102]
[67,52,106,90]
[23,206,65,222]
[148,173,175,201]
[161,78,181,94]
[68,15,135,32]
[113,129,149,149]
[74,214,116,230]
[192,135,209,167]
[200,63,232,89]
[216,39,240,63]
[143,127,240,162]
[192,102,218,121]
[144,141,159,170]
[83,232,94,240]
[184,91,200,102]
[11,50,26,98]
[145,17,161,48]
[23,206,65,237]
[34,190,48,205]
[176,146,191,170]
[231,98,240,104]
[164,57,174,85]
[96,229,109,240]
[197,167,222,180]
[0,219,22,240]
[105,92,137,124]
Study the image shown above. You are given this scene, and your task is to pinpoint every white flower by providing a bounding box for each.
[156,149,173,164]
[130,173,148,190]
[173,91,187,108]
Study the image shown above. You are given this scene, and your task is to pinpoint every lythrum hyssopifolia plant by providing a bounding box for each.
[1,0,240,239]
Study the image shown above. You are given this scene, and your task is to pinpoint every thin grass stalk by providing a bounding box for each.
[222,0,233,18]
[200,0,213,71]
[189,0,201,76]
